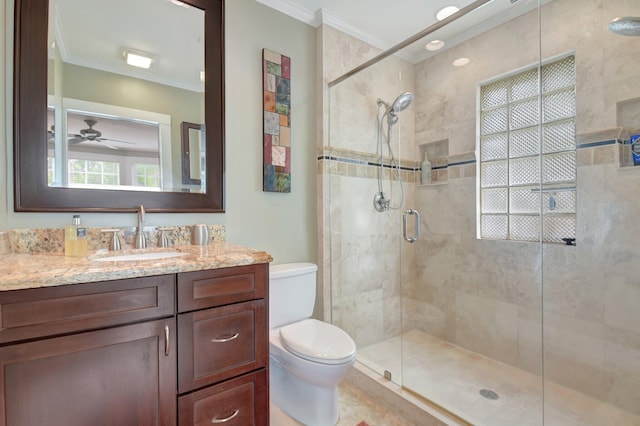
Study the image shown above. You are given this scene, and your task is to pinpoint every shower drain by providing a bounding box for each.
[479,389,499,400]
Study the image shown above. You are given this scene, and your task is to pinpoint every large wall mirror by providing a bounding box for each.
[14,0,225,212]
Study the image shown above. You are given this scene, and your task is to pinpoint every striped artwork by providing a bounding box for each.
[262,48,291,193]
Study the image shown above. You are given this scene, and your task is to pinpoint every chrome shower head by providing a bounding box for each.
[390,92,414,112]
[608,17,640,36]
[377,92,414,126]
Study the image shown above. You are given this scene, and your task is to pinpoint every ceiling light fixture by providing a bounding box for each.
[169,0,189,7]
[453,57,470,67]
[124,51,153,69]
[425,40,445,51]
[436,5,460,21]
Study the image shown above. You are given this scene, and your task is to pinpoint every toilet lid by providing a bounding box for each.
[279,319,356,365]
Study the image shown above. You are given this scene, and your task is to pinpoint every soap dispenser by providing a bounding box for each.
[65,215,88,257]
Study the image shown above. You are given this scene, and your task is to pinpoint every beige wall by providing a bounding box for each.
[1,0,317,265]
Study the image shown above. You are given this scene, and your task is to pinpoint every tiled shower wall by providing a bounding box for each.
[320,0,640,416]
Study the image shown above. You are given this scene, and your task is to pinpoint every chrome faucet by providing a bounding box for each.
[134,205,147,249]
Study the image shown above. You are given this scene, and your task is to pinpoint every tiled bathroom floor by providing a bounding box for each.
[357,330,640,426]
[269,380,413,425]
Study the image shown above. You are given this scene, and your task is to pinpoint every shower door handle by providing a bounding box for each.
[403,209,420,243]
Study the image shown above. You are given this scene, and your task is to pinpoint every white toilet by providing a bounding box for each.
[269,263,356,426]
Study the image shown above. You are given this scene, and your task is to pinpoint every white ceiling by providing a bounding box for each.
[256,0,544,63]
[49,0,545,95]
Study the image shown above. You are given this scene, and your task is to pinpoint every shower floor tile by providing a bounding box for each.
[357,330,640,426]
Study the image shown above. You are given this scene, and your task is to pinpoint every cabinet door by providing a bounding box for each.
[0,318,177,426]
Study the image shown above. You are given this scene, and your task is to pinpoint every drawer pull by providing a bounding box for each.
[211,409,239,423]
[211,332,239,343]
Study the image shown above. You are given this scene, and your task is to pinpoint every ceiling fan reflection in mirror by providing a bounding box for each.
[68,119,136,150]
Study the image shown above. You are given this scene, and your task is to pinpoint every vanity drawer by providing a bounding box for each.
[177,299,267,393]
[0,275,175,345]
[178,369,268,426]
[177,263,267,312]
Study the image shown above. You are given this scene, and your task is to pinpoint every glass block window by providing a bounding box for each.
[133,164,161,188]
[68,159,120,186]
[479,56,576,244]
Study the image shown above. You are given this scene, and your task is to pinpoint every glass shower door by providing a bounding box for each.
[326,67,408,387]
[399,2,546,424]
[540,0,640,424]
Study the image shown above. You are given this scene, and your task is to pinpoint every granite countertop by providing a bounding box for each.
[0,242,273,292]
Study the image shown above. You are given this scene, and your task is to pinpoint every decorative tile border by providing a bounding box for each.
[575,128,631,167]
[318,147,476,183]
[318,147,421,183]
[319,128,632,185]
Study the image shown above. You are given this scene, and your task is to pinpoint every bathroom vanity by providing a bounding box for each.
[0,243,271,426]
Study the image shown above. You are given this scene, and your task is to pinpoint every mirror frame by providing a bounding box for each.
[13,0,225,213]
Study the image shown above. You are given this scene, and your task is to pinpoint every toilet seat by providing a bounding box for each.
[279,319,356,365]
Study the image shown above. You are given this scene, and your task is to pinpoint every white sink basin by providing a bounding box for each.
[93,251,188,262]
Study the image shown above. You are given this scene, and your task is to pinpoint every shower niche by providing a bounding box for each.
[418,139,448,185]
[616,97,640,168]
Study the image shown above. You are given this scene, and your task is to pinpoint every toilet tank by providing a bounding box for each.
[269,263,318,328]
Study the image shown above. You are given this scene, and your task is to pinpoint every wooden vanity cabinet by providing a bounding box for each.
[0,275,177,426]
[176,263,269,426]
[0,263,269,426]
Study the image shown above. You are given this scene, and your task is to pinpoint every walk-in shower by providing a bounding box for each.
[373,92,414,212]
[324,0,640,424]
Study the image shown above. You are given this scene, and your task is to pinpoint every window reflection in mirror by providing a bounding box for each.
[47,107,168,191]
[47,0,205,194]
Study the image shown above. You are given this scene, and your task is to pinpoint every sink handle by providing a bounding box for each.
[101,229,121,251]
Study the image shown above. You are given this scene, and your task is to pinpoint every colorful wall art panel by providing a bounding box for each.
[263,48,291,193]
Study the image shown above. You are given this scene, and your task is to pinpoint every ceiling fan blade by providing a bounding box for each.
[102,143,120,150]
[68,136,85,144]
[97,137,136,145]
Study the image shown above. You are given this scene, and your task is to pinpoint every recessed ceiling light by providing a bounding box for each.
[125,51,153,69]
[436,5,460,21]
[453,57,470,67]
[425,40,445,51]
